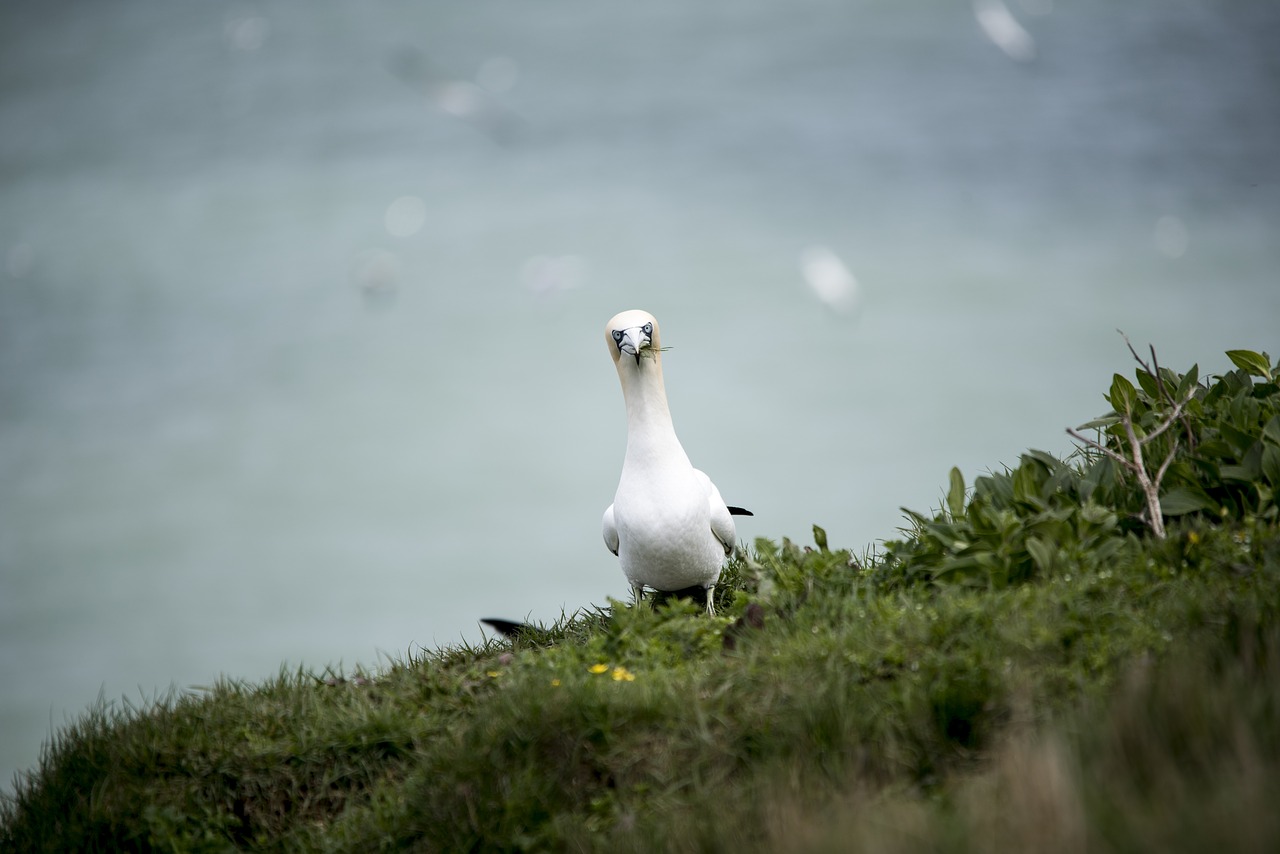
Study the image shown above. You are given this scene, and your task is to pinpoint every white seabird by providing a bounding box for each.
[601,309,750,615]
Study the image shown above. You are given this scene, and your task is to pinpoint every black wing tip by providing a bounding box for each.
[727,506,754,517]
[481,618,532,638]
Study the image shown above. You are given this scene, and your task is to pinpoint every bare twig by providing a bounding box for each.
[1064,429,1129,467]
[1154,445,1178,489]
[1121,331,1150,374]
[1067,340,1195,540]
[1149,344,1168,401]
[1121,329,1197,450]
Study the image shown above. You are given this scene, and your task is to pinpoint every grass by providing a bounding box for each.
[3,349,1279,852]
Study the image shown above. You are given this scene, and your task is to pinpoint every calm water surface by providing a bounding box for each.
[2,0,1278,788]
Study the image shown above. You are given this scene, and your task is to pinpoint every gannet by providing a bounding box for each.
[602,310,750,615]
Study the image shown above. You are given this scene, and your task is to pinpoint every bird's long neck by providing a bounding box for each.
[618,358,687,463]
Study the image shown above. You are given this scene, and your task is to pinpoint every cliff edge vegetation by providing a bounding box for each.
[3,347,1279,852]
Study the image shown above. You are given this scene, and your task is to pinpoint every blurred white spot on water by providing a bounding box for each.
[973,0,1037,62]
[1154,215,1189,259]
[6,242,34,279]
[521,255,588,296]
[476,57,520,94]
[224,15,270,52]
[433,82,485,118]
[388,46,524,144]
[799,245,860,314]
[351,248,401,305]
[384,196,427,238]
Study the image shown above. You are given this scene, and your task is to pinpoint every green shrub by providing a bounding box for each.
[877,349,1279,591]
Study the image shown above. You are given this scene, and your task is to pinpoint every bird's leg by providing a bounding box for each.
[704,587,716,617]
[631,584,646,609]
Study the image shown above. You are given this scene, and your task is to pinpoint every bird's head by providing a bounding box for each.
[605,309,661,367]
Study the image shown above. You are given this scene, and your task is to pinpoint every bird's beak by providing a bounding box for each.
[621,328,650,364]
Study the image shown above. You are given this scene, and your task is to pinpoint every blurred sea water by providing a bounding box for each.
[2,0,1278,789]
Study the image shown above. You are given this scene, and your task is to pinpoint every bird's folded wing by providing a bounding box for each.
[695,469,737,554]
[602,504,619,556]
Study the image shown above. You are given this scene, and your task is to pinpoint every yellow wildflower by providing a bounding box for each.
[588,663,609,674]
[551,678,562,687]
[486,671,500,678]
[611,667,635,682]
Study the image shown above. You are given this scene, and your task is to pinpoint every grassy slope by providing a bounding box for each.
[3,353,1279,853]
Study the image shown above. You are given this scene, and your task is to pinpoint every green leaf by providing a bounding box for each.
[1225,349,1273,380]
[1242,441,1265,479]
[1078,503,1117,530]
[946,467,965,520]
[1076,415,1122,431]
[923,522,967,552]
[933,556,982,581]
[1136,368,1160,399]
[1079,457,1117,504]
[1109,374,1139,414]
[1221,443,1263,483]
[1175,363,1200,401]
[1194,439,1234,461]
[975,473,1014,507]
[1220,423,1258,455]
[1228,394,1262,428]
[900,508,930,530]
[1024,449,1065,473]
[1262,445,1280,488]
[812,524,829,553]
[1220,466,1251,483]
[1012,463,1047,509]
[1025,537,1055,575]
[1263,415,1280,447]
[1159,487,1217,516]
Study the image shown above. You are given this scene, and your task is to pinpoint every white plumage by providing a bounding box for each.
[601,310,740,615]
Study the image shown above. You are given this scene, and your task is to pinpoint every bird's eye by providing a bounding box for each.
[612,330,623,343]
[642,323,652,335]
